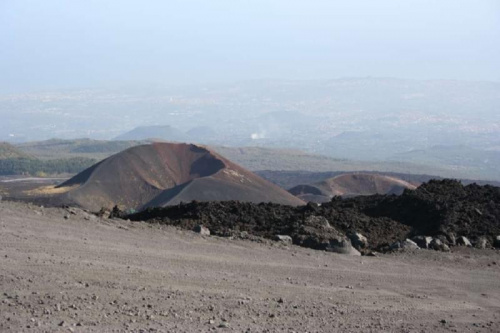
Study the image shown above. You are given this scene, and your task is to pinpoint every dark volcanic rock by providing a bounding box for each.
[193,225,210,236]
[129,180,500,253]
[412,236,432,249]
[274,235,293,244]
[364,180,500,245]
[129,200,410,252]
[475,237,489,249]
[430,239,450,252]
[348,232,369,250]
[495,236,500,248]
[456,236,472,247]
[392,239,419,250]
[325,238,361,256]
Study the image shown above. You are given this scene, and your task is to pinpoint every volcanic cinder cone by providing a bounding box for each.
[289,173,417,202]
[56,142,304,211]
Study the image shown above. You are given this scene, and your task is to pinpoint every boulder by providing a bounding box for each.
[274,235,293,244]
[326,238,361,256]
[305,202,321,212]
[97,208,111,219]
[109,205,124,219]
[446,232,457,246]
[348,232,369,250]
[193,225,210,236]
[436,235,450,245]
[456,236,472,247]
[296,224,359,255]
[475,237,489,249]
[401,239,419,250]
[390,241,401,250]
[430,238,450,252]
[412,236,432,249]
[391,239,419,250]
[494,236,500,249]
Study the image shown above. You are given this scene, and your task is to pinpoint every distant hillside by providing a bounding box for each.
[256,170,500,191]
[16,139,150,160]
[1,141,97,176]
[0,142,32,159]
[389,145,500,181]
[212,146,456,177]
[288,173,417,203]
[15,139,475,179]
[114,125,187,141]
[0,157,96,176]
[15,139,500,183]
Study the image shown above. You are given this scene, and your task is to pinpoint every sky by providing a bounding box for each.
[1,0,499,92]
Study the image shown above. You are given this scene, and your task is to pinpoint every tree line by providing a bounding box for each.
[0,157,96,176]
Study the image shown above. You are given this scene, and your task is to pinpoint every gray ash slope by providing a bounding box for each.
[129,179,500,252]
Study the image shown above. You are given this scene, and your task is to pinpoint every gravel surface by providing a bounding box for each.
[1,200,499,332]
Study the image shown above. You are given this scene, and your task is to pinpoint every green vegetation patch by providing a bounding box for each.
[0,157,96,176]
[0,142,32,159]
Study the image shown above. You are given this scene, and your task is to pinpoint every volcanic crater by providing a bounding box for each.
[55,142,304,211]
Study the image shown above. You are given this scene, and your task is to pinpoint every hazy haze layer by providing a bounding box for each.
[1,0,499,92]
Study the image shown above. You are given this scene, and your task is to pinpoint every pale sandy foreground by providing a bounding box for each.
[1,201,499,333]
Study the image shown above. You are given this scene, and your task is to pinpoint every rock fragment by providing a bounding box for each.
[97,208,111,219]
[412,236,432,249]
[445,232,457,246]
[348,232,368,250]
[456,236,472,247]
[401,239,419,250]
[494,236,500,248]
[193,225,210,236]
[391,239,419,250]
[326,238,361,256]
[430,238,450,252]
[436,235,450,245]
[274,235,292,244]
[219,321,230,328]
[475,237,489,249]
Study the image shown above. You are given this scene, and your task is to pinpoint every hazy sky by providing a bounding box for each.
[1,0,499,92]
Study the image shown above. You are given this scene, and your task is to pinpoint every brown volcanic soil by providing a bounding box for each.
[1,200,500,332]
[55,142,303,211]
[289,173,416,203]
